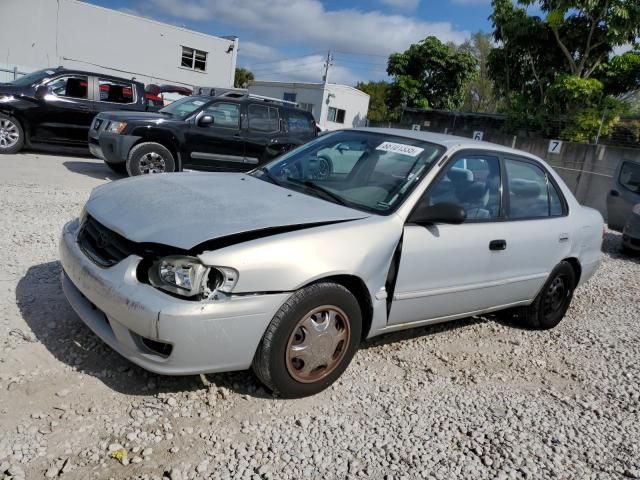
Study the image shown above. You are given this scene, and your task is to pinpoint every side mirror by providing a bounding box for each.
[198,115,214,127]
[409,202,466,225]
[35,85,50,100]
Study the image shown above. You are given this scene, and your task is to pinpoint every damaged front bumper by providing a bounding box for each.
[59,219,290,375]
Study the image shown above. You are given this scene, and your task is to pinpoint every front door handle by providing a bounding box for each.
[489,239,507,251]
[610,189,620,197]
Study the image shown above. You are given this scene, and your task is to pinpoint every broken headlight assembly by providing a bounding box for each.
[148,255,238,299]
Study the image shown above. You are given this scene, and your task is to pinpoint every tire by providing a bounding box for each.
[126,142,176,176]
[0,113,25,154]
[514,261,576,330]
[104,162,126,174]
[252,282,362,398]
[316,155,333,180]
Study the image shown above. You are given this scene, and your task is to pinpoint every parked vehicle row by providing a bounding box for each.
[0,67,192,154]
[89,93,317,175]
[59,129,604,397]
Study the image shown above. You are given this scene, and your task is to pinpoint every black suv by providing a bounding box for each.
[88,92,317,175]
[0,67,147,154]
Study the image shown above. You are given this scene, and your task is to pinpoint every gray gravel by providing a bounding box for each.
[0,153,639,480]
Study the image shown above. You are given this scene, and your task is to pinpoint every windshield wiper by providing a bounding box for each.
[286,177,347,206]
[256,167,281,186]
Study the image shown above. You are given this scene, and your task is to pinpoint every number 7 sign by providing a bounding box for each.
[548,140,563,154]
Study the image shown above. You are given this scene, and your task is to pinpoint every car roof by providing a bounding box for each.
[352,127,541,161]
[53,67,144,86]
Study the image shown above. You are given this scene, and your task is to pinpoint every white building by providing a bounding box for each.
[0,0,238,88]
[248,81,370,131]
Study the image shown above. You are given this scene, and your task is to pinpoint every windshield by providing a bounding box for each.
[252,130,445,214]
[4,69,56,87]
[159,96,208,118]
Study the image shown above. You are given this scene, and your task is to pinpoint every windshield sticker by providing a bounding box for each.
[376,142,424,157]
[192,100,205,106]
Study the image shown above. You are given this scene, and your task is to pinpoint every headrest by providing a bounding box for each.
[448,167,473,184]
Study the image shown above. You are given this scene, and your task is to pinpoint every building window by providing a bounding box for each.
[181,46,208,72]
[283,92,297,103]
[327,107,346,124]
[299,102,314,114]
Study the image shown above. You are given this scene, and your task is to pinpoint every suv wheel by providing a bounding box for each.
[127,142,176,176]
[253,282,362,398]
[0,114,25,154]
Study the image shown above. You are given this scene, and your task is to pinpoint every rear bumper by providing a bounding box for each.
[88,132,140,164]
[59,218,290,375]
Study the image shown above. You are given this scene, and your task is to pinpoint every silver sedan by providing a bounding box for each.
[59,128,604,397]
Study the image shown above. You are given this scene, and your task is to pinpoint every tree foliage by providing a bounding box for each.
[458,32,500,113]
[355,81,394,123]
[385,36,477,112]
[488,0,640,142]
[234,67,254,88]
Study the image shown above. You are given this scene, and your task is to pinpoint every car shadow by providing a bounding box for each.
[63,160,126,181]
[16,261,269,398]
[603,230,640,263]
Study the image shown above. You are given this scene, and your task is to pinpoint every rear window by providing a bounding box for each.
[287,111,315,135]
[619,161,640,194]
[99,79,135,104]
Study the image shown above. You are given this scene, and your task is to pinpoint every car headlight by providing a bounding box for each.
[148,255,238,299]
[633,204,640,216]
[105,121,127,134]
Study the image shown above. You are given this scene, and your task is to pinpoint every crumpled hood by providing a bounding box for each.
[86,172,368,250]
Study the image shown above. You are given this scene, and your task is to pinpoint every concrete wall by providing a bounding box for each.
[0,0,237,87]
[248,81,370,131]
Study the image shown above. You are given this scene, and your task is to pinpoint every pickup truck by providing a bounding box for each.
[0,67,147,154]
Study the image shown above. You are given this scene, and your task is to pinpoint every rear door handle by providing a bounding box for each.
[489,239,507,251]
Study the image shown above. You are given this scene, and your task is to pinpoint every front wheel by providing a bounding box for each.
[252,282,362,398]
[515,261,576,330]
[0,114,25,154]
[126,142,176,176]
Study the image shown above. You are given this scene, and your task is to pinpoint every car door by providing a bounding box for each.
[30,74,97,145]
[183,101,245,171]
[387,153,566,326]
[607,160,640,231]
[244,103,284,166]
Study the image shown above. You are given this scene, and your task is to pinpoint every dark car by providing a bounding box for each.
[0,67,147,154]
[88,92,318,175]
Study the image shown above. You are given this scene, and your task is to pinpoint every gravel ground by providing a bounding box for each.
[0,152,639,480]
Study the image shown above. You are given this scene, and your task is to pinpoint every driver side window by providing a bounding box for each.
[427,156,502,221]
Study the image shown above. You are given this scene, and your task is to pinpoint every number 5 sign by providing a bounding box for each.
[548,140,563,154]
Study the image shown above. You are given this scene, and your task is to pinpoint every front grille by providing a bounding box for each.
[77,216,137,267]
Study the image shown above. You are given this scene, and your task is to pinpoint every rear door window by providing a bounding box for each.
[99,79,135,104]
[248,104,279,133]
[619,161,640,194]
[504,159,564,219]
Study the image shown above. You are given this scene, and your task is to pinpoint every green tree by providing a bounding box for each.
[385,36,478,112]
[488,0,640,142]
[458,32,499,112]
[234,67,254,88]
[355,81,394,122]
[596,46,640,96]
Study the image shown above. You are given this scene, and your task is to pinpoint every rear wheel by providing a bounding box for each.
[252,282,362,398]
[514,261,576,330]
[126,142,176,176]
[0,114,24,154]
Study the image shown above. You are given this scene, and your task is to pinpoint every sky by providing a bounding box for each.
[85,0,496,86]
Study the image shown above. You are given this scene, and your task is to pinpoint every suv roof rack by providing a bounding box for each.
[192,86,299,107]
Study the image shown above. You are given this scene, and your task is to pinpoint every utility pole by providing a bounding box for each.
[322,50,333,85]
